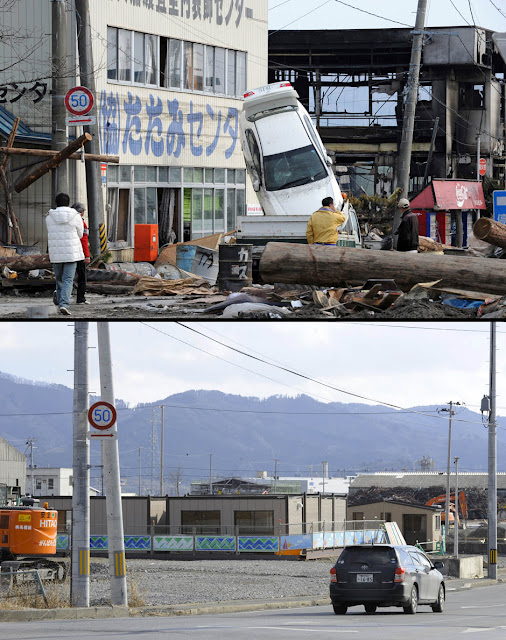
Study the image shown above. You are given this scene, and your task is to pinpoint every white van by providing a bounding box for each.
[240,82,344,217]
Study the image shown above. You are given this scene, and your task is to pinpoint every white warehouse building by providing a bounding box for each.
[0,0,268,258]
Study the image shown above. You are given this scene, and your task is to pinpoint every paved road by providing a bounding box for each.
[3,583,506,639]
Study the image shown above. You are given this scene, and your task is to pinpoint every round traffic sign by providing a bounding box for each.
[88,401,117,430]
[479,158,487,176]
[65,86,94,116]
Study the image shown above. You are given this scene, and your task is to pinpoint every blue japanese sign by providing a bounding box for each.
[493,191,506,225]
[99,91,239,162]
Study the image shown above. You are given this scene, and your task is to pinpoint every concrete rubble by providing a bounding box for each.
[3,221,506,319]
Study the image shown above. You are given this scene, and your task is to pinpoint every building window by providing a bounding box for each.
[234,511,274,535]
[107,27,118,80]
[118,29,132,82]
[48,479,54,490]
[36,479,41,490]
[108,27,246,97]
[435,515,441,530]
[181,510,221,534]
[352,512,364,521]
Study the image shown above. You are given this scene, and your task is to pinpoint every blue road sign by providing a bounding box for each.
[493,190,506,224]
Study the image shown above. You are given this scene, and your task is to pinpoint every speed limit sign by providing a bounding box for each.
[88,401,117,431]
[65,86,94,116]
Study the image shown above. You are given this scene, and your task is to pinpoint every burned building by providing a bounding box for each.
[268,26,506,198]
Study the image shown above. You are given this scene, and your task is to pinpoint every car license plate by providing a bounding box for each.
[357,574,373,583]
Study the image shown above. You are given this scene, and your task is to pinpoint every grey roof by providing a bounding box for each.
[349,498,442,512]
[350,472,506,490]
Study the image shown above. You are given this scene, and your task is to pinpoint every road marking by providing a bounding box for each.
[461,605,505,609]
[462,628,506,634]
[196,626,357,634]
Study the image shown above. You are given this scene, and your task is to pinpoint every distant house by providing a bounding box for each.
[191,474,355,496]
[347,499,443,549]
[27,467,100,498]
[0,435,25,502]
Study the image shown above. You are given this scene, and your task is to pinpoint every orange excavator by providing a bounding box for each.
[0,496,66,581]
[426,491,468,525]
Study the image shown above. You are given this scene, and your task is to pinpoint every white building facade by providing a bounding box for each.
[28,467,100,497]
[0,0,268,258]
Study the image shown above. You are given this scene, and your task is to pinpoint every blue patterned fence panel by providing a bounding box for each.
[238,537,279,552]
[324,532,335,548]
[280,534,313,552]
[335,531,345,547]
[90,535,108,550]
[195,536,236,551]
[153,536,194,551]
[124,535,151,551]
[56,534,69,550]
[312,533,324,549]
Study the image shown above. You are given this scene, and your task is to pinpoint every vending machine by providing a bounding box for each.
[134,224,158,262]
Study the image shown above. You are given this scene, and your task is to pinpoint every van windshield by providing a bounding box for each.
[263,146,327,191]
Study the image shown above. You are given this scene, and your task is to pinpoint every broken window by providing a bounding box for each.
[459,83,485,109]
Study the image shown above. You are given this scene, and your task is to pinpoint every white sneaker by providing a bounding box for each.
[59,307,71,316]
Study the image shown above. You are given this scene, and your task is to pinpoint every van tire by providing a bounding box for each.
[431,584,445,612]
[403,585,418,614]
[364,604,377,614]
[333,604,347,615]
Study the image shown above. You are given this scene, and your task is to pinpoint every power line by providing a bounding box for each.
[140,322,486,427]
[332,0,413,28]
[269,0,333,36]
[489,0,506,20]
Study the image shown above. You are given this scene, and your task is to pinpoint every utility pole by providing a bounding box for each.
[74,0,105,256]
[71,322,90,607]
[273,459,279,493]
[488,322,498,579]
[25,439,36,495]
[138,447,142,496]
[477,135,481,182]
[322,461,328,494]
[97,323,128,606]
[454,457,459,559]
[441,401,454,549]
[208,454,213,495]
[51,0,69,200]
[159,405,165,495]
[394,0,428,244]
[422,116,439,190]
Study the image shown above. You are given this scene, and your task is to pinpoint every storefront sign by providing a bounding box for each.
[99,91,239,161]
[109,0,248,28]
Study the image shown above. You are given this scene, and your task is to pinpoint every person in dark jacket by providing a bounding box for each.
[395,198,419,252]
[71,202,90,304]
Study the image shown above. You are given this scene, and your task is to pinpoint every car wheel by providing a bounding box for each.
[333,604,347,615]
[364,604,377,614]
[431,584,445,613]
[403,585,418,614]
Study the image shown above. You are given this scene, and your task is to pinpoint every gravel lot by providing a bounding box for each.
[89,557,336,607]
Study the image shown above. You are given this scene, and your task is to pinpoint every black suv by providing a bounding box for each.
[329,544,445,615]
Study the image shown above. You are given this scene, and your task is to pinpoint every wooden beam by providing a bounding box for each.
[1,117,20,170]
[473,217,506,250]
[0,118,22,244]
[0,147,119,163]
[14,133,92,193]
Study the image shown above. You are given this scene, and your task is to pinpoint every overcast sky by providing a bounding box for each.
[0,321,501,415]
[268,0,505,31]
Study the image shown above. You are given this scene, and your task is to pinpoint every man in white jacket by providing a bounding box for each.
[45,193,84,315]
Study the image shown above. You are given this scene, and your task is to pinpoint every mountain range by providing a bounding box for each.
[0,371,503,494]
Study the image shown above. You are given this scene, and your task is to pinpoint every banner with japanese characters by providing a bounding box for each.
[99,89,241,166]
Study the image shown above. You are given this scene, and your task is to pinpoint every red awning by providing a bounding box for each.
[410,179,486,211]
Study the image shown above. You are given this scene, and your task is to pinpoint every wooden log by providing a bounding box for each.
[259,242,506,296]
[14,133,92,193]
[473,217,506,250]
[0,147,119,163]
[86,283,134,295]
[0,253,51,271]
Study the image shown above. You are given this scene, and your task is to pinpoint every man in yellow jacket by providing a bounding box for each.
[306,197,346,245]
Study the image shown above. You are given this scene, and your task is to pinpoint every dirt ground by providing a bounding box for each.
[0,285,481,321]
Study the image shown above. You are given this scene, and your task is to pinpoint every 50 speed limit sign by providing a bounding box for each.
[65,86,94,116]
[88,401,117,431]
